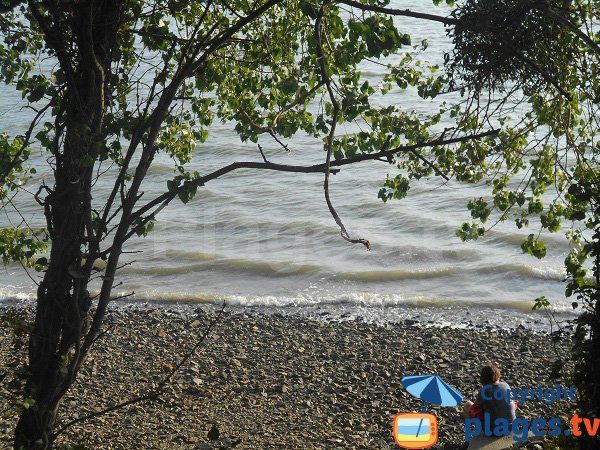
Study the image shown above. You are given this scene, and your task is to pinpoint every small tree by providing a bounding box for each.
[0,0,598,448]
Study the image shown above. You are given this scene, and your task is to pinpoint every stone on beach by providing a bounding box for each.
[0,306,571,449]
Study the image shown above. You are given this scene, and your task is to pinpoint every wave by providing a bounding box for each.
[112,290,575,314]
[471,263,565,282]
[121,249,566,285]
[122,248,463,281]
[121,256,321,277]
[0,289,35,302]
[0,282,576,330]
[337,267,458,281]
[484,229,569,251]
[376,244,479,262]
[523,265,566,281]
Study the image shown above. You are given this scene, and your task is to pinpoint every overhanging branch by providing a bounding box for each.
[316,1,371,250]
[336,0,458,25]
[544,7,600,55]
[129,128,499,230]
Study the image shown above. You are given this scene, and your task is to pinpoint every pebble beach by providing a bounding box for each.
[0,305,573,449]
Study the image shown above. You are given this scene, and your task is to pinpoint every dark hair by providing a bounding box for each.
[480,364,501,384]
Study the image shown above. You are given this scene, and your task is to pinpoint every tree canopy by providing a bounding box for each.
[0,0,599,448]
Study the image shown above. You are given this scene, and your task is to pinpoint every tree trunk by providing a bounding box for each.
[12,2,123,446]
[14,127,94,449]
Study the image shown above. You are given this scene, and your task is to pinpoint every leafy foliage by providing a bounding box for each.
[447,0,578,94]
[446,0,600,432]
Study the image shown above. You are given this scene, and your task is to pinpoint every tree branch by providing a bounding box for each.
[337,0,600,58]
[336,0,458,25]
[130,129,499,227]
[53,302,226,439]
[102,0,285,257]
[258,144,268,163]
[52,392,160,441]
[315,2,371,250]
[544,7,600,55]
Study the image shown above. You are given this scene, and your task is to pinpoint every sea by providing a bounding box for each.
[0,1,579,330]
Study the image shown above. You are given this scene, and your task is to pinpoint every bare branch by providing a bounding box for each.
[159,302,226,389]
[258,144,268,163]
[315,2,371,250]
[131,129,500,226]
[336,0,458,25]
[52,392,160,440]
[52,302,226,439]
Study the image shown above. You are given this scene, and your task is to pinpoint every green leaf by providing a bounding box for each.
[35,257,48,266]
[280,77,298,95]
[177,189,190,204]
[27,83,46,102]
[299,1,317,19]
[468,197,490,223]
[456,222,485,241]
[521,234,547,259]
[167,180,178,192]
[532,296,550,310]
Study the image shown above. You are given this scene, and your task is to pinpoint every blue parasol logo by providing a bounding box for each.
[394,375,463,448]
[401,374,464,411]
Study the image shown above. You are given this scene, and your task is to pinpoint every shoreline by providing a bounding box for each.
[0,295,578,334]
[1,305,573,449]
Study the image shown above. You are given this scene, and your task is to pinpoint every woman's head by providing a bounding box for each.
[480,364,501,385]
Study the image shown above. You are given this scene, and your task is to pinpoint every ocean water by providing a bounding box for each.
[0,1,577,329]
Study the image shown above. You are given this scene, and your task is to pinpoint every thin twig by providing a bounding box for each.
[52,302,226,439]
[52,392,160,439]
[87,324,115,347]
[409,149,450,181]
[109,291,135,301]
[258,144,269,163]
[316,2,371,250]
[336,0,458,25]
[159,301,226,389]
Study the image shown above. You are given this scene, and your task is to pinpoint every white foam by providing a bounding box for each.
[0,286,35,302]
